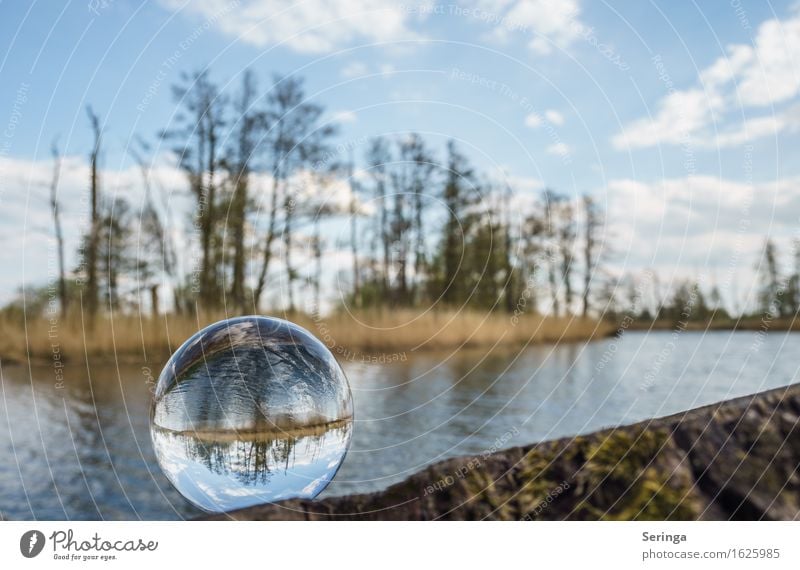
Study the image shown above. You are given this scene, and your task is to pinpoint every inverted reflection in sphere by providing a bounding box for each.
[150,316,353,513]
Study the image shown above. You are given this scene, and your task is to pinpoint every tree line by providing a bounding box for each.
[597,237,800,325]
[10,67,614,321]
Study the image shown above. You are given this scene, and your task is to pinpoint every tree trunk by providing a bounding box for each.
[284,191,295,313]
[173,288,182,316]
[502,189,514,314]
[549,258,560,317]
[349,162,360,308]
[199,182,213,308]
[231,177,247,313]
[582,230,592,319]
[49,140,68,318]
[150,284,159,317]
[254,173,281,311]
[413,189,424,304]
[581,195,598,319]
[313,217,322,314]
[86,107,102,320]
[380,188,389,298]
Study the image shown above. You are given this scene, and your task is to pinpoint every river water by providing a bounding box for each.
[1,331,798,520]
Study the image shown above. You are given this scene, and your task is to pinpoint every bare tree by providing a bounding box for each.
[389,135,433,303]
[85,106,102,319]
[557,197,577,315]
[225,70,261,313]
[49,138,67,317]
[129,139,177,317]
[347,156,361,307]
[406,135,435,302]
[439,140,478,306]
[163,70,226,310]
[366,137,392,297]
[254,76,298,310]
[581,194,602,317]
[542,190,560,317]
[253,75,336,312]
[791,239,800,316]
[389,143,412,304]
[253,133,282,309]
[500,182,515,313]
[520,210,547,314]
[307,169,338,313]
[758,238,782,316]
[97,196,136,311]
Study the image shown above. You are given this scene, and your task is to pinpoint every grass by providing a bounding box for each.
[0,309,613,364]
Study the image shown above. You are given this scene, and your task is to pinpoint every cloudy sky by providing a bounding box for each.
[1,0,799,309]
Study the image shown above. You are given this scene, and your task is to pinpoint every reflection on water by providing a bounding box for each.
[150,316,353,512]
[151,422,351,512]
[1,331,799,519]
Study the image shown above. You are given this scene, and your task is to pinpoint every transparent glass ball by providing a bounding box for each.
[150,316,353,513]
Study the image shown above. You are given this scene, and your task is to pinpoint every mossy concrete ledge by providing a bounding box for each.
[203,383,800,521]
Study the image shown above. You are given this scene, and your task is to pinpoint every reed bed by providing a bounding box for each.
[301,310,612,354]
[0,310,612,364]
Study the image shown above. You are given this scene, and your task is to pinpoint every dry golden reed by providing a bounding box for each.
[0,310,612,364]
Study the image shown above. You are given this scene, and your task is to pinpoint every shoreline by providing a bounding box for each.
[151,417,353,442]
[625,317,800,332]
[203,382,800,521]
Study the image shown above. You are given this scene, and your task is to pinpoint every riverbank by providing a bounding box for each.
[0,310,612,364]
[625,317,800,332]
[205,382,800,520]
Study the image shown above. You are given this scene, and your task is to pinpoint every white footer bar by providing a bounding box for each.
[1,521,798,569]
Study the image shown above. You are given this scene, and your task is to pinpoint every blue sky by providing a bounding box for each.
[1,0,800,310]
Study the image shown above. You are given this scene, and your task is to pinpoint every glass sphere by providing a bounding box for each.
[150,316,353,513]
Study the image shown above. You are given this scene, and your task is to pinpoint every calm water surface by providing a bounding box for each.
[1,331,798,520]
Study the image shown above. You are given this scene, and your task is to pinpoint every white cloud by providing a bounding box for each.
[481,0,584,54]
[607,174,800,255]
[526,110,565,129]
[160,0,417,53]
[546,142,571,157]
[341,62,396,80]
[605,174,800,310]
[614,8,800,150]
[161,0,587,61]
[613,89,722,149]
[505,174,543,193]
[544,109,564,125]
[524,112,542,128]
[712,112,787,147]
[341,61,369,78]
[488,166,543,193]
[330,110,357,124]
[734,16,800,107]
